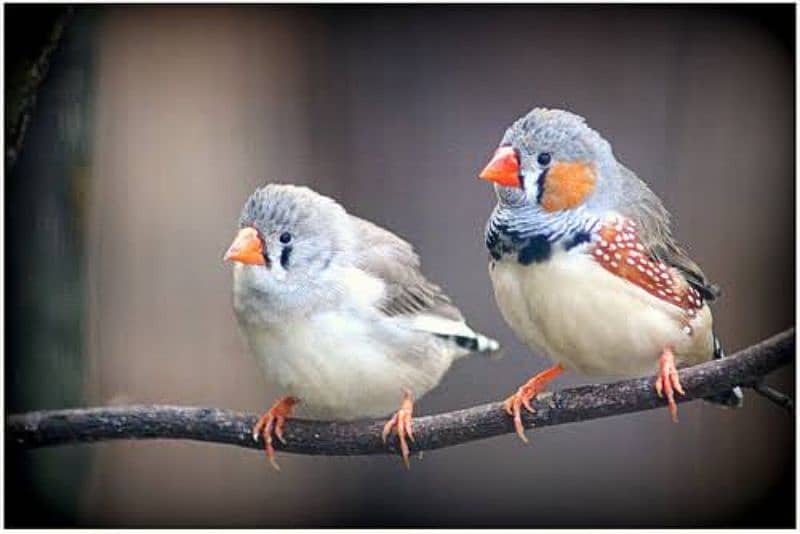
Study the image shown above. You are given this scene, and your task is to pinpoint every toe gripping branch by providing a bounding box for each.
[503,364,565,442]
[253,396,299,470]
[382,389,415,469]
[655,348,685,423]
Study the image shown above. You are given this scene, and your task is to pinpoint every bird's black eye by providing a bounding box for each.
[537,152,552,167]
[279,232,292,244]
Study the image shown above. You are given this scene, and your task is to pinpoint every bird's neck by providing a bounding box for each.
[486,203,600,265]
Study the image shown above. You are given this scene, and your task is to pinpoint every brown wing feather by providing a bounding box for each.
[349,215,465,321]
[615,164,720,301]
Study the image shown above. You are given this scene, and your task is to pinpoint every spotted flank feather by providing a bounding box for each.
[592,215,740,406]
[615,164,720,303]
[590,215,705,334]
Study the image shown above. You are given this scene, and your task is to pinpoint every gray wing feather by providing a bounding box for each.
[349,215,465,321]
[616,164,720,301]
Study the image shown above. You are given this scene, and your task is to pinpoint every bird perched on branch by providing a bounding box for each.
[478,108,742,441]
[224,184,499,468]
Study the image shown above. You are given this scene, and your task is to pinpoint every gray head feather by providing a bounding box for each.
[502,108,614,164]
[232,184,359,324]
[239,184,354,272]
[233,184,474,326]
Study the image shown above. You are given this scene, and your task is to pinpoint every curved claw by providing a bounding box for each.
[405,420,415,443]
[274,417,287,444]
[503,393,529,443]
[252,396,299,471]
[382,413,398,444]
[501,364,564,444]
[503,397,514,417]
[382,390,415,469]
[512,400,528,443]
[521,394,535,414]
[654,348,684,423]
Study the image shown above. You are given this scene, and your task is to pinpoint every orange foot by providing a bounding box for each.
[503,364,564,443]
[382,389,415,469]
[252,396,299,471]
[654,347,685,423]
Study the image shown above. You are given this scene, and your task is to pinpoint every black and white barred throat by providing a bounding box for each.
[485,203,599,265]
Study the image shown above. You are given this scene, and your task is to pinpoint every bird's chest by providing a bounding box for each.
[238,311,435,420]
[489,250,710,376]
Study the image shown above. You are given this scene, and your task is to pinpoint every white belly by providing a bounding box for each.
[238,311,453,420]
[489,250,714,377]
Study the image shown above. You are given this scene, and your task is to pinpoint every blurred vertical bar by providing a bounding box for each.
[6,5,97,526]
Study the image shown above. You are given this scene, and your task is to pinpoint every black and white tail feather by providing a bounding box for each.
[438,331,500,354]
[350,214,501,358]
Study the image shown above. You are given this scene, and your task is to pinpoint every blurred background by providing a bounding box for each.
[5,4,794,528]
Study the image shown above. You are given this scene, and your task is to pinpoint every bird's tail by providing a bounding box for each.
[703,335,744,408]
[452,332,500,354]
[418,314,500,357]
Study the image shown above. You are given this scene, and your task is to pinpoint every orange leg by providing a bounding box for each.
[382,389,415,469]
[503,364,564,443]
[252,396,299,470]
[654,347,685,423]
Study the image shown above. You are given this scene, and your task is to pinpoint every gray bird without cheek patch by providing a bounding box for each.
[238,184,354,271]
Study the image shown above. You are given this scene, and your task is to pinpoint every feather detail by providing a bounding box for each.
[405,313,500,353]
[539,160,597,212]
[350,215,463,321]
[350,215,499,353]
[614,164,720,301]
[591,214,706,332]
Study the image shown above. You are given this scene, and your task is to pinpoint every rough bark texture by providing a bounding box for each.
[6,7,73,170]
[7,328,794,456]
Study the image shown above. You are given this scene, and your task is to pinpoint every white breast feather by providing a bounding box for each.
[237,266,456,420]
[490,249,713,377]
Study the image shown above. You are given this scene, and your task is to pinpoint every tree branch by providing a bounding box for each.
[6,7,73,171]
[7,328,794,456]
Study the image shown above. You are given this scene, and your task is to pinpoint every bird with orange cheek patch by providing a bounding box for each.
[479,108,742,441]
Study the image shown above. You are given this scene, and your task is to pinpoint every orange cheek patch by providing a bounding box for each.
[540,161,596,212]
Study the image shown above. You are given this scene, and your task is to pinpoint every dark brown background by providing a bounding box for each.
[6,5,795,527]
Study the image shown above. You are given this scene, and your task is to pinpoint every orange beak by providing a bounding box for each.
[223,227,267,266]
[479,146,521,188]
